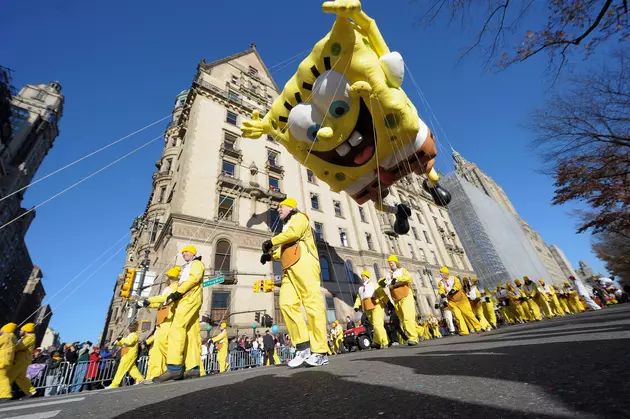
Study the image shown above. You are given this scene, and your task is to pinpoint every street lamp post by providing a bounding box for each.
[130,249,151,321]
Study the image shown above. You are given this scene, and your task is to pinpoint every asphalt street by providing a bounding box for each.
[2,304,629,419]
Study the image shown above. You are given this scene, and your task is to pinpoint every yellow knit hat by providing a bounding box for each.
[278,198,297,209]
[182,245,197,255]
[440,266,449,274]
[1,323,17,333]
[387,255,398,263]
[21,323,35,333]
[166,266,181,278]
[514,279,522,286]
[360,270,370,278]
[472,277,479,284]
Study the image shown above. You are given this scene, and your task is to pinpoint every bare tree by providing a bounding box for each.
[530,49,630,235]
[592,231,630,285]
[418,0,629,76]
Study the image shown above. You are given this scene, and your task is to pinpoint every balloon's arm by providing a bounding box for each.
[352,10,390,58]
[241,110,274,140]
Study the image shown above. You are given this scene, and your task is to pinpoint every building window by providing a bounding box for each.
[150,223,159,243]
[431,251,438,265]
[248,66,259,77]
[333,200,342,217]
[222,160,235,176]
[141,321,151,332]
[157,186,167,203]
[164,158,173,172]
[418,271,427,287]
[358,206,367,222]
[226,111,238,125]
[269,209,281,233]
[214,239,232,272]
[320,257,331,281]
[267,134,275,142]
[210,292,230,325]
[269,176,280,191]
[428,205,434,214]
[387,236,397,253]
[423,230,431,244]
[307,169,316,183]
[314,222,324,241]
[231,75,239,84]
[310,193,320,210]
[408,243,416,259]
[166,184,176,203]
[366,233,373,250]
[345,260,357,283]
[373,263,381,279]
[417,211,424,224]
[433,217,440,229]
[218,195,234,220]
[325,296,336,323]
[339,228,349,247]
[223,132,236,149]
[35,90,45,101]
[412,227,420,240]
[419,249,427,262]
[444,221,451,233]
[267,149,279,166]
[228,90,240,102]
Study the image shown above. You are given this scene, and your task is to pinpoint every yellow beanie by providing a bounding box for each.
[360,270,370,278]
[1,323,17,333]
[439,266,449,274]
[472,277,479,284]
[21,323,35,333]
[221,322,227,328]
[182,245,197,255]
[278,198,297,209]
[166,266,181,278]
[539,279,545,283]
[387,255,398,263]
[523,276,530,281]
[514,279,522,286]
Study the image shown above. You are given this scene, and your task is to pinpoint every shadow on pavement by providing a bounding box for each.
[358,338,630,418]
[114,369,571,419]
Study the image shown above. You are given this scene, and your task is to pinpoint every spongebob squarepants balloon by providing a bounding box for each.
[241,0,451,235]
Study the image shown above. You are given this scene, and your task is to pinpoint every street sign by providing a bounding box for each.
[203,275,225,288]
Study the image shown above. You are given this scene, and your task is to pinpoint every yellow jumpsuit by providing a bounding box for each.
[496,289,514,324]
[467,286,492,330]
[8,333,36,396]
[271,212,328,354]
[421,319,432,340]
[543,284,565,316]
[415,320,428,340]
[0,333,16,400]
[482,287,497,327]
[429,316,442,338]
[439,277,481,335]
[555,287,573,313]
[110,332,144,387]
[353,280,389,347]
[384,267,419,343]
[516,285,541,321]
[145,281,178,380]
[334,325,343,352]
[564,286,585,313]
[166,258,204,368]
[211,329,228,373]
[526,282,554,319]
[506,285,526,322]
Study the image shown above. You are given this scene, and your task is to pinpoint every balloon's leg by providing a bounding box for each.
[422,168,451,207]
[374,200,411,235]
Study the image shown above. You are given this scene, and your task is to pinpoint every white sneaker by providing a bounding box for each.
[305,353,329,367]
[288,348,311,368]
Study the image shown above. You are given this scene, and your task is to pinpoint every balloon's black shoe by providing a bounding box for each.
[393,203,411,235]
[423,179,452,207]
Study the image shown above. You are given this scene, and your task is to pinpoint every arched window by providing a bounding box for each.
[418,271,427,287]
[345,260,357,283]
[214,239,231,272]
[320,257,330,281]
[373,263,381,280]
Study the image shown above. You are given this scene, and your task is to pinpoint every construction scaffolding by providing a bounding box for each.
[442,175,552,290]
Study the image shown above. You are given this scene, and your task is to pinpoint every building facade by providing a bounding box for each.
[549,244,576,280]
[40,326,61,349]
[452,149,566,284]
[101,46,475,343]
[0,81,63,325]
[14,266,45,324]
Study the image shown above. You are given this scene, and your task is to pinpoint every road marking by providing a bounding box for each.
[3,410,61,419]
[0,398,84,413]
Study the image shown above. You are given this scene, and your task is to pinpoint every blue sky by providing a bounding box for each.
[2,0,609,342]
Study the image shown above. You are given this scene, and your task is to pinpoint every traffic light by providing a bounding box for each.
[120,268,136,299]
[262,314,273,328]
[258,280,265,293]
[264,279,275,293]
[255,312,261,324]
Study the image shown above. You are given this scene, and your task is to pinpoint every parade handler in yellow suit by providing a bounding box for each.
[154,245,205,383]
[260,198,329,368]
[140,266,181,382]
[438,267,481,335]
[354,271,389,348]
[8,323,37,398]
[212,323,228,373]
[105,323,144,388]
[0,323,17,403]
[379,255,419,345]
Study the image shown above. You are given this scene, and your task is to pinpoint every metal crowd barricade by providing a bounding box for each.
[33,348,296,396]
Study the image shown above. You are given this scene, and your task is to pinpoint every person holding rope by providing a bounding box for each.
[354,270,389,348]
[154,245,205,383]
[0,323,17,403]
[105,322,144,389]
[260,198,329,368]
[379,255,419,345]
